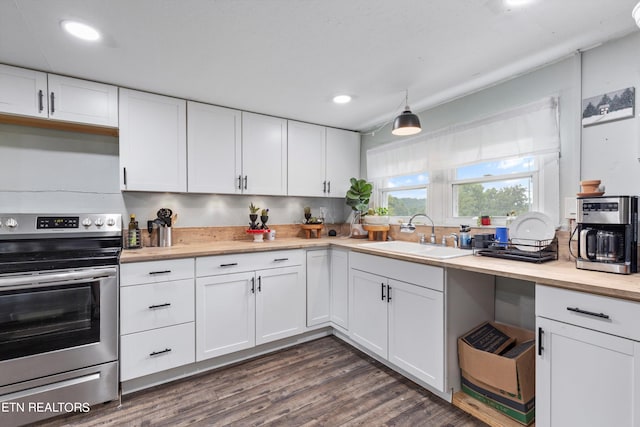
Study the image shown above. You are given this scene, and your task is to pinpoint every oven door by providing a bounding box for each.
[0,267,117,386]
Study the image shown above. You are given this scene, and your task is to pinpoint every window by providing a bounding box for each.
[379,173,428,216]
[452,156,535,218]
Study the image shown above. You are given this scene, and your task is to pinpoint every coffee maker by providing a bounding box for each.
[576,195,638,274]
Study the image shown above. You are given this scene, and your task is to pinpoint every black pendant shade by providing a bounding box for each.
[392,89,422,136]
[392,108,422,136]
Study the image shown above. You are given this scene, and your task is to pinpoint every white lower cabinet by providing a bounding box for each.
[349,252,444,392]
[330,248,349,329]
[196,250,305,362]
[536,284,640,427]
[306,248,349,329]
[119,259,196,381]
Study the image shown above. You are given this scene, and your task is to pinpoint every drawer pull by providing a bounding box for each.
[220,263,238,267]
[149,348,172,357]
[148,303,171,309]
[149,270,171,275]
[566,306,610,319]
[274,258,289,262]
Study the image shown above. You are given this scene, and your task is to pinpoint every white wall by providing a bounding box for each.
[0,123,350,226]
[581,31,640,195]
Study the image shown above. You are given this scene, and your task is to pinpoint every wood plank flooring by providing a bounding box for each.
[35,336,486,427]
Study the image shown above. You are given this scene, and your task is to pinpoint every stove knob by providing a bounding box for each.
[106,217,116,227]
[82,218,92,227]
[95,218,105,227]
[6,218,17,228]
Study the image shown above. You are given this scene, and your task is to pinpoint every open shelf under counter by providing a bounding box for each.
[453,392,534,427]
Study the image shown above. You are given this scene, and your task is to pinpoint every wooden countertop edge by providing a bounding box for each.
[120,238,640,303]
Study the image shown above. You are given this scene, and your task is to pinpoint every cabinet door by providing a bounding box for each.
[241,112,287,195]
[187,101,242,194]
[47,74,118,127]
[537,317,640,427]
[330,248,349,329]
[349,269,388,358]
[287,121,326,197]
[388,279,444,391]
[0,64,47,118]
[255,265,305,345]
[325,127,360,197]
[119,88,187,192]
[195,272,256,361]
[306,250,331,326]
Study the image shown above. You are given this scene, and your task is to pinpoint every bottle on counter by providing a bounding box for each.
[459,225,472,249]
[128,214,139,247]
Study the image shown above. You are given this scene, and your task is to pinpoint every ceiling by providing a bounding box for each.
[1,0,638,133]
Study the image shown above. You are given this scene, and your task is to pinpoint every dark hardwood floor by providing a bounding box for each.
[35,336,485,426]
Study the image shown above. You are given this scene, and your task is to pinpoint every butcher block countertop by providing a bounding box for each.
[120,237,640,303]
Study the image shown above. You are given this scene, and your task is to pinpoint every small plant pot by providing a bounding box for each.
[249,214,258,229]
[363,215,389,225]
[260,215,269,229]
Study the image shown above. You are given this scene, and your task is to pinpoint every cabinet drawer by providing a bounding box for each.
[120,258,194,286]
[120,322,195,381]
[196,249,303,277]
[536,285,640,341]
[121,279,195,334]
[350,252,443,292]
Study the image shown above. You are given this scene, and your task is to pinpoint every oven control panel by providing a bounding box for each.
[0,214,122,237]
[37,216,79,229]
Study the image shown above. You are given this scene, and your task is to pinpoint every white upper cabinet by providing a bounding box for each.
[288,121,360,197]
[46,74,118,127]
[242,112,288,195]
[0,64,47,118]
[187,101,242,194]
[325,127,360,197]
[119,88,187,192]
[288,121,327,197]
[0,64,118,127]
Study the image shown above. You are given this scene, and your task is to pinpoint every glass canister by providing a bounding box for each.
[459,225,472,249]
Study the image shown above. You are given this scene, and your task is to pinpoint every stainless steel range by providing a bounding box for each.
[0,214,121,426]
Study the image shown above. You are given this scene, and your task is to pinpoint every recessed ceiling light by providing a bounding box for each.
[61,20,101,41]
[333,95,352,104]
[504,0,535,7]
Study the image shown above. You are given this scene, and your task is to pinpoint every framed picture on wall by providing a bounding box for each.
[582,87,635,127]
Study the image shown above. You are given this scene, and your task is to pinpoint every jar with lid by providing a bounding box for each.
[459,225,472,249]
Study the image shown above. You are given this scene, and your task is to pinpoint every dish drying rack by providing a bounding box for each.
[474,237,558,263]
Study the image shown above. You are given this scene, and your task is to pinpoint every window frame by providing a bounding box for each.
[376,176,429,222]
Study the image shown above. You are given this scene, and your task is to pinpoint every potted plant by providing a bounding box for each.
[249,203,260,229]
[303,206,312,223]
[364,207,390,225]
[260,208,269,229]
[345,178,372,237]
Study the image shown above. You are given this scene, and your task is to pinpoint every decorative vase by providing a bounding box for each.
[260,215,269,229]
[249,214,258,229]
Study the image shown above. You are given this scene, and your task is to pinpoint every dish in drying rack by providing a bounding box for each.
[508,212,555,252]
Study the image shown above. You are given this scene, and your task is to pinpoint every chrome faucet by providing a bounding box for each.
[401,213,436,244]
[442,233,459,248]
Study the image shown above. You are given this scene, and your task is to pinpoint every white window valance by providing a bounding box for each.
[366,96,560,179]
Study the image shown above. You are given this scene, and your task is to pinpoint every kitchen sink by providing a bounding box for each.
[360,240,472,259]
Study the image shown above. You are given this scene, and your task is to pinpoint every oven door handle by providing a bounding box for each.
[0,267,116,291]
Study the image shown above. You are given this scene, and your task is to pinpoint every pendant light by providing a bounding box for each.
[392,89,422,136]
